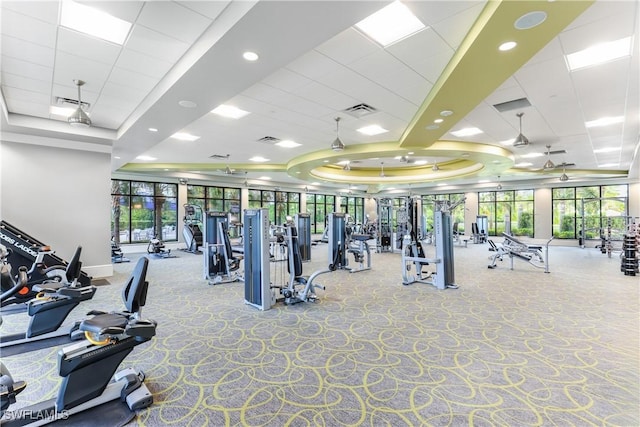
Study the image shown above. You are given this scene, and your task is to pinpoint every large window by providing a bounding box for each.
[339,196,365,224]
[552,185,628,239]
[111,180,178,243]
[248,189,300,225]
[422,193,466,234]
[187,185,241,219]
[306,194,335,234]
[478,189,534,237]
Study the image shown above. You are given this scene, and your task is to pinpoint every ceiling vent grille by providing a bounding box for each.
[257,136,281,144]
[493,97,531,113]
[343,103,377,118]
[55,96,90,110]
[209,154,230,159]
[548,149,567,155]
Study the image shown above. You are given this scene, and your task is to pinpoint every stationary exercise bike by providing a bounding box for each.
[1,257,156,425]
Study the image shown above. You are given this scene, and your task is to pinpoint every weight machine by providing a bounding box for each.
[376,198,393,253]
[295,213,312,262]
[488,233,553,273]
[402,199,463,289]
[203,211,242,285]
[243,209,325,310]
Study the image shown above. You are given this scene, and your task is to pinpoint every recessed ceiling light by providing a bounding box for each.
[249,156,270,162]
[259,176,272,180]
[357,124,388,136]
[61,0,132,45]
[585,116,624,128]
[211,104,250,119]
[451,127,483,137]
[114,156,121,159]
[514,11,547,30]
[50,106,75,117]
[414,160,427,165]
[243,51,259,61]
[440,110,453,117]
[178,100,197,108]
[148,128,158,132]
[492,160,501,164]
[478,180,490,183]
[434,119,444,124]
[355,0,426,47]
[593,147,619,153]
[426,124,440,130]
[598,163,618,168]
[311,182,321,185]
[499,41,517,51]
[164,168,169,171]
[520,152,544,158]
[515,162,533,167]
[566,36,632,71]
[387,187,396,190]
[394,156,402,160]
[437,183,447,187]
[136,155,157,161]
[323,160,329,163]
[171,132,200,141]
[460,153,470,158]
[408,152,414,155]
[275,140,302,148]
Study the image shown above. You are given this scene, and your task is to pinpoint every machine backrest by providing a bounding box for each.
[65,246,83,282]
[452,222,459,234]
[121,257,149,313]
[287,226,303,278]
[488,240,498,251]
[472,223,479,235]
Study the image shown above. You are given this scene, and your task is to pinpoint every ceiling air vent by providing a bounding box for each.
[257,136,281,144]
[343,103,377,118]
[548,149,567,155]
[209,154,230,159]
[55,96,90,110]
[493,97,531,113]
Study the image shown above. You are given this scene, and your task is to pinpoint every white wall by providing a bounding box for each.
[0,140,112,278]
[534,188,552,239]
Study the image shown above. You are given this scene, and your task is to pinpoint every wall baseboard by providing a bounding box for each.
[84,264,113,279]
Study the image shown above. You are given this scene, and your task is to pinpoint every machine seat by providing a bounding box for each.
[527,245,543,250]
[351,234,371,242]
[80,313,128,335]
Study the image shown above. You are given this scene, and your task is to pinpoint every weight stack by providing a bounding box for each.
[620,233,638,276]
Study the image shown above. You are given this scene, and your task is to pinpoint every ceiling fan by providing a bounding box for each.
[210,153,239,175]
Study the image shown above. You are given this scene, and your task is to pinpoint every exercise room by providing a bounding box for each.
[1,0,638,426]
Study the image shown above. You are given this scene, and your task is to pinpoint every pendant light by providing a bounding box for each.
[379,162,385,177]
[331,117,345,151]
[512,112,529,148]
[432,163,439,172]
[497,175,503,190]
[68,79,91,128]
[542,144,555,170]
[343,161,351,171]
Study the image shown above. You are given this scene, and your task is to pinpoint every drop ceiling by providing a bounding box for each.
[1,0,638,195]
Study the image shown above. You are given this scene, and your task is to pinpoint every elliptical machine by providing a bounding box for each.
[182,204,203,254]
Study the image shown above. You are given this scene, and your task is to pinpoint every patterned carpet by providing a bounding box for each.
[1,239,638,426]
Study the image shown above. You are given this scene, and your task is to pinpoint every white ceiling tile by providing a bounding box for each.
[526,38,565,67]
[1,35,55,67]
[571,59,631,119]
[126,24,190,63]
[564,1,635,31]
[53,52,112,90]
[349,50,430,105]
[0,8,57,48]
[315,28,380,66]
[262,68,313,94]
[1,72,51,94]
[89,103,132,130]
[177,1,231,20]
[286,50,342,81]
[137,1,212,44]
[5,98,50,118]
[99,81,148,106]
[559,8,636,54]
[2,86,50,104]
[516,57,574,102]
[1,55,53,82]
[430,3,484,49]
[108,67,160,94]
[0,1,59,24]
[57,28,122,66]
[410,0,485,26]
[386,28,453,78]
[116,49,174,79]
[293,81,359,113]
